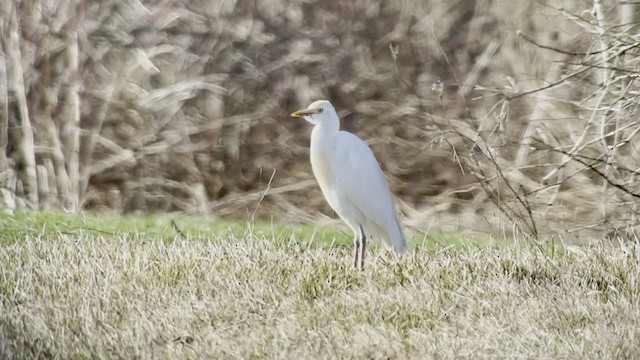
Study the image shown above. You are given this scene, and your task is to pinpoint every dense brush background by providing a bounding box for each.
[1,0,639,239]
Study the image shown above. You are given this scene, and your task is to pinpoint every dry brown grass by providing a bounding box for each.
[1,214,639,359]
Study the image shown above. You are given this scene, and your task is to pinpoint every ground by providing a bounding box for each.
[1,212,639,359]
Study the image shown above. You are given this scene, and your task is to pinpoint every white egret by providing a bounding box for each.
[291,100,407,269]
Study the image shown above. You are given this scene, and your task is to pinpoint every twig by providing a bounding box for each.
[171,219,187,239]
[547,147,640,199]
[250,169,276,225]
[518,30,611,56]
[62,27,81,211]
[0,50,8,172]
[460,41,499,96]
[3,2,38,207]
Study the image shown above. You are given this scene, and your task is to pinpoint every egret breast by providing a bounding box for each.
[310,146,333,193]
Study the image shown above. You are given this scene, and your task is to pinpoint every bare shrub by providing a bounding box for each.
[441,1,640,239]
[0,0,637,239]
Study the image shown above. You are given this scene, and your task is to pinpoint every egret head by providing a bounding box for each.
[291,100,339,128]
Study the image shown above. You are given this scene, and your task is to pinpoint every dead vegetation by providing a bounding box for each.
[1,223,639,359]
[0,0,638,239]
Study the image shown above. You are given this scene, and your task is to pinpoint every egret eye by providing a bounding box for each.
[318,108,324,113]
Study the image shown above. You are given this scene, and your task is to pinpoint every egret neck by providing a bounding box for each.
[309,121,337,199]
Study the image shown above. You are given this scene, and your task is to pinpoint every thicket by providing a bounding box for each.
[1,0,638,239]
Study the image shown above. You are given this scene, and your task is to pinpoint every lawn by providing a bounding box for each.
[1,212,638,359]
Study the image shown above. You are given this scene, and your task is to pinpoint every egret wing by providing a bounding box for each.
[331,132,398,234]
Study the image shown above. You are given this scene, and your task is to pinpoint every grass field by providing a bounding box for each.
[1,212,639,359]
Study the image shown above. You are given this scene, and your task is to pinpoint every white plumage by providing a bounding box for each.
[291,100,407,269]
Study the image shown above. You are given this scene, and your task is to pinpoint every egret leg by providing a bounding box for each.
[358,226,366,270]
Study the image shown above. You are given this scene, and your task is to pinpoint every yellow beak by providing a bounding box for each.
[291,108,320,118]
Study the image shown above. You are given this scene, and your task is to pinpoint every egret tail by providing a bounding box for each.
[388,218,407,254]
